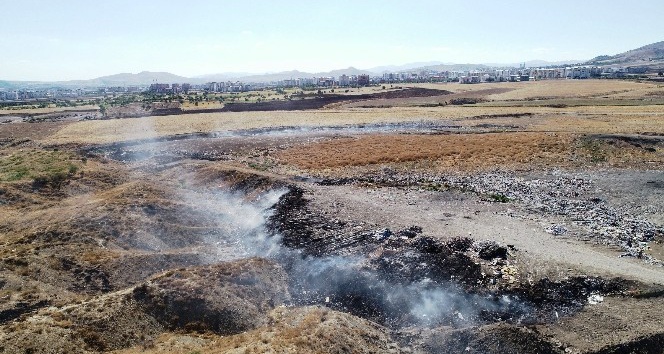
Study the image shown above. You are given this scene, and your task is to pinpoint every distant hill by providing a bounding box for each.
[84,71,195,86]
[587,41,664,66]
[234,67,373,83]
[481,60,584,68]
[4,41,664,89]
[0,81,16,90]
[195,72,254,82]
[321,67,373,77]
[522,59,585,67]
[3,71,202,89]
[415,63,491,72]
[237,70,312,83]
[366,61,445,73]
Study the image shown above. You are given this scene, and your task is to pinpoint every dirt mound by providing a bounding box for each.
[103,102,183,119]
[196,306,401,354]
[0,258,289,352]
[191,164,286,196]
[132,258,290,334]
[0,290,163,353]
[0,180,216,295]
[592,333,664,354]
[418,323,562,354]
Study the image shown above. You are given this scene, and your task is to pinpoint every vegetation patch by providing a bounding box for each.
[488,193,511,203]
[0,149,81,187]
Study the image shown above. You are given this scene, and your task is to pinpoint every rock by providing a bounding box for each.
[474,241,508,260]
[397,225,423,238]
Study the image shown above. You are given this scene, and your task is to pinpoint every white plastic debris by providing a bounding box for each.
[587,293,604,305]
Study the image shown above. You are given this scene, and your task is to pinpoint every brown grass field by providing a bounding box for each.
[277,132,574,171]
[276,132,664,172]
[41,103,664,145]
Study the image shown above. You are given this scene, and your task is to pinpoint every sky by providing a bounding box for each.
[1,0,663,81]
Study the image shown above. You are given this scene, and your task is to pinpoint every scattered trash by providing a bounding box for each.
[546,224,568,236]
[587,293,604,305]
[374,228,393,241]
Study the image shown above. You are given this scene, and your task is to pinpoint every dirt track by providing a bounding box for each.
[302,180,663,285]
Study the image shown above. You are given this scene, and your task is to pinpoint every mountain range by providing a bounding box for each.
[2,41,662,89]
[587,41,664,67]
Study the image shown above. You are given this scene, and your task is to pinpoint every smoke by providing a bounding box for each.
[168,181,525,328]
[125,162,531,328]
[99,119,531,329]
[283,253,528,327]
[177,186,287,261]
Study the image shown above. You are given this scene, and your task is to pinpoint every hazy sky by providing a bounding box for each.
[1,0,662,81]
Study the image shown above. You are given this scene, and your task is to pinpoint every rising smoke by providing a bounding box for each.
[106,116,530,329]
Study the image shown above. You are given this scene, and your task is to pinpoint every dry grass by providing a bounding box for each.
[41,103,664,145]
[407,80,657,100]
[486,80,656,101]
[277,132,574,171]
[533,111,664,135]
[181,101,225,110]
[0,105,98,116]
[112,306,400,354]
[40,109,460,144]
[603,84,664,99]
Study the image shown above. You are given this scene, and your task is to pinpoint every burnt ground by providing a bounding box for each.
[220,87,452,112]
[1,91,664,353]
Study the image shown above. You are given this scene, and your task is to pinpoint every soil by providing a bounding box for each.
[0,80,663,353]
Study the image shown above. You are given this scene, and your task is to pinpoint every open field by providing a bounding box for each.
[40,103,664,144]
[1,79,663,354]
[410,80,661,100]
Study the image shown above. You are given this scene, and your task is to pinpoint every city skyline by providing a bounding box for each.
[2,0,663,81]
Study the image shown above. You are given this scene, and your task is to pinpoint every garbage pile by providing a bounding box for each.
[432,171,662,264]
[324,169,663,265]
